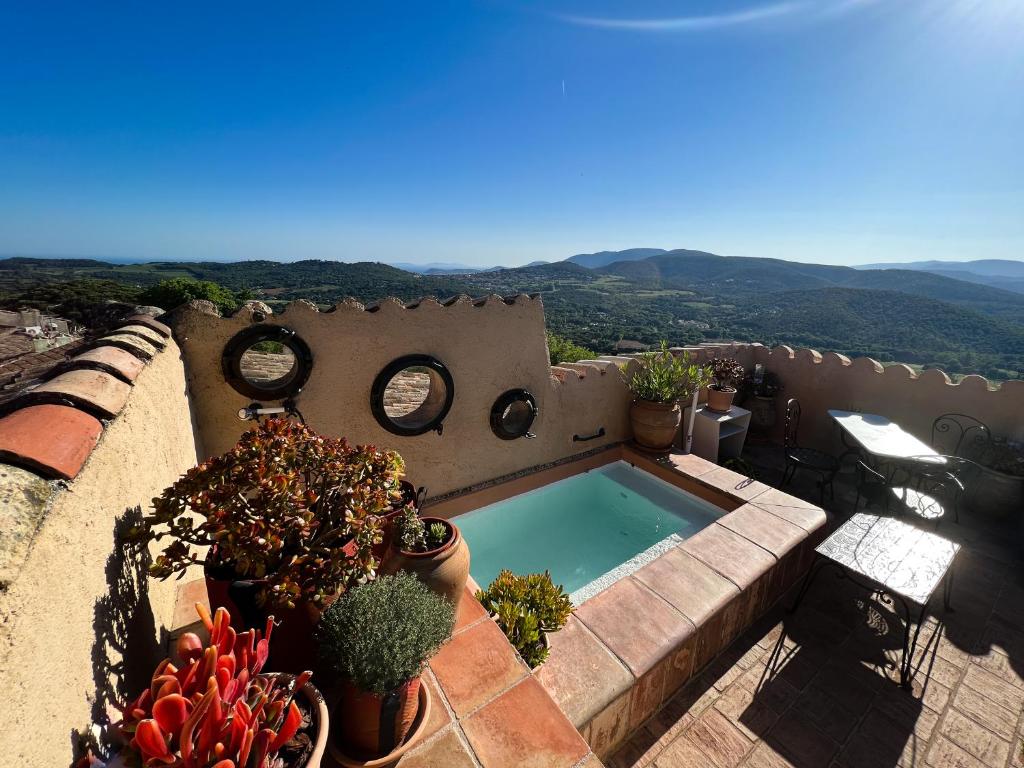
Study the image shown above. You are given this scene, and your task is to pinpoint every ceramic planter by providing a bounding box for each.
[706,386,736,414]
[630,399,681,452]
[328,678,432,767]
[749,395,777,432]
[380,517,470,608]
[967,464,1024,520]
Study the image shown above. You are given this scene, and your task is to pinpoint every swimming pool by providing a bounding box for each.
[454,460,726,603]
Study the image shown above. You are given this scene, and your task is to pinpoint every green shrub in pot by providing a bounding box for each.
[476,570,573,668]
[316,572,455,757]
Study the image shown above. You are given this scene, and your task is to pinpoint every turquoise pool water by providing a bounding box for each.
[454,460,725,603]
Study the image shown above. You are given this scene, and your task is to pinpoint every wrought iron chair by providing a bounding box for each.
[782,398,840,503]
[932,414,991,459]
[852,459,891,513]
[891,454,976,526]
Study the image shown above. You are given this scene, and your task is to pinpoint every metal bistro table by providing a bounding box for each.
[827,409,939,463]
[790,512,959,687]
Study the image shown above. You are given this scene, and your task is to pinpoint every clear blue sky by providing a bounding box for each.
[2,1,1022,267]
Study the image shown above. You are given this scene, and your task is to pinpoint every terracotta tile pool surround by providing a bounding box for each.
[426,444,829,761]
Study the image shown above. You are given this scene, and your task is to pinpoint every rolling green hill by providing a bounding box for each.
[2,252,1022,380]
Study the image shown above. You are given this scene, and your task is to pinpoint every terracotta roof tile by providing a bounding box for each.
[25,369,132,419]
[94,333,157,360]
[121,314,171,338]
[115,324,167,350]
[0,404,102,480]
[67,346,146,383]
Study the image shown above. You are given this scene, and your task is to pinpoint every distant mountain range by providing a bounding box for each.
[2,249,1023,379]
[855,258,1024,295]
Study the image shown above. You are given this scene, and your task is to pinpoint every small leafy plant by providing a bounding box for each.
[622,342,711,404]
[476,570,573,667]
[392,507,451,552]
[709,357,745,392]
[119,604,312,768]
[130,418,407,609]
[316,572,455,695]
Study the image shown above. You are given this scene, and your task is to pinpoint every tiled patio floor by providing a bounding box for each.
[609,444,1024,768]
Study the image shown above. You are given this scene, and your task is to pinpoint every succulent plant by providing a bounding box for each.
[119,603,312,768]
[709,357,745,390]
[392,509,451,553]
[130,418,408,608]
[476,570,573,667]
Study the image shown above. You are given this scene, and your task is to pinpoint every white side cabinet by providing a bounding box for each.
[688,405,751,463]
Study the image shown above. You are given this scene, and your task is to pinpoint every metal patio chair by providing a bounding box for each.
[782,398,840,503]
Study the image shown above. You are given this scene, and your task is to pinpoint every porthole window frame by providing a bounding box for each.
[490,388,538,440]
[370,354,455,437]
[221,324,313,401]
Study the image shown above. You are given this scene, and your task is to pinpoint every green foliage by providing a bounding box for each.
[0,278,142,326]
[546,331,595,365]
[476,570,573,667]
[130,418,407,609]
[427,522,448,547]
[316,572,454,694]
[709,357,745,389]
[623,342,711,404]
[393,506,426,552]
[137,277,247,314]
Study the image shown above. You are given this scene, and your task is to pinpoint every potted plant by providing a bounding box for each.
[118,604,327,767]
[707,357,745,414]
[738,366,783,432]
[316,572,454,763]
[379,506,470,608]
[476,570,573,668]
[967,437,1024,521]
[622,342,711,453]
[130,417,405,666]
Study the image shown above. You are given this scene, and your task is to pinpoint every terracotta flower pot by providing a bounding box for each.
[629,399,681,452]
[379,518,470,609]
[706,386,736,414]
[334,678,424,760]
[272,674,331,768]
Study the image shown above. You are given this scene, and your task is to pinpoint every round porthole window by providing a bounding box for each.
[371,355,454,436]
[490,389,538,440]
[222,325,313,400]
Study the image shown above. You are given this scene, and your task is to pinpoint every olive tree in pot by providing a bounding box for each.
[316,572,454,764]
[129,417,406,669]
[622,342,711,452]
[380,506,470,609]
[707,357,745,414]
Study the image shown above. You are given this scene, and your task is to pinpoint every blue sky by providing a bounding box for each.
[1,1,1022,267]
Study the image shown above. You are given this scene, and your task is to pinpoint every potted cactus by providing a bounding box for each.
[379,506,470,609]
[130,418,406,668]
[622,342,711,453]
[316,572,454,763]
[117,604,327,767]
[707,357,745,414]
[476,570,573,668]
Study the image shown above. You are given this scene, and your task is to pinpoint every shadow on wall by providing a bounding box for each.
[70,506,165,765]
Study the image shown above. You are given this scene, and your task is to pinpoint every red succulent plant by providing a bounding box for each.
[131,418,407,608]
[120,604,311,768]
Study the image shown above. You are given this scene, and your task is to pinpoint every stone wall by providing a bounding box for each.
[0,326,201,765]
[678,342,1024,454]
[173,296,631,498]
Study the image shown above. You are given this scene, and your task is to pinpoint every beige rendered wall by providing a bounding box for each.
[681,343,1024,453]
[0,341,201,765]
[173,296,631,497]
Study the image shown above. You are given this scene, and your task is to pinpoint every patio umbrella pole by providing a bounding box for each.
[683,389,699,454]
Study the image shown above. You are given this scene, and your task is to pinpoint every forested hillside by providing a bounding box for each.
[2,252,1022,380]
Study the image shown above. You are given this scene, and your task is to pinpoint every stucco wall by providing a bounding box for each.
[681,342,1024,453]
[0,341,200,765]
[173,296,631,497]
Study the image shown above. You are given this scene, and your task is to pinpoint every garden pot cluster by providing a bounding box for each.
[121,418,469,767]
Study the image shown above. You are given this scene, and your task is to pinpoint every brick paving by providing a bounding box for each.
[610,448,1024,768]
